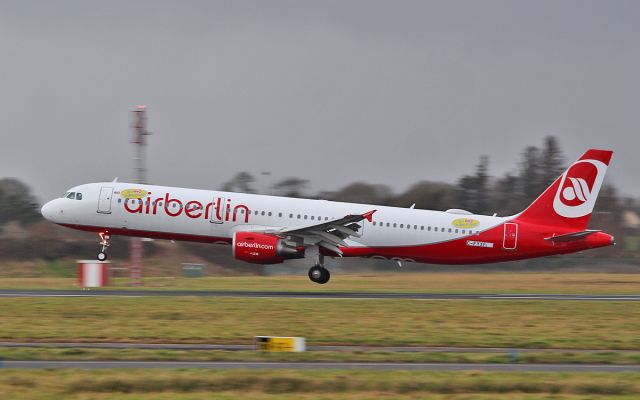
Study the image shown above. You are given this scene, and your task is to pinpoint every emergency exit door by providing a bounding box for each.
[503,223,518,250]
[97,187,113,214]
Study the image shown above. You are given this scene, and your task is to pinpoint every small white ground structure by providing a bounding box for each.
[77,260,110,288]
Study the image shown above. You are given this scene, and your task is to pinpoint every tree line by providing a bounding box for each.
[222,136,605,216]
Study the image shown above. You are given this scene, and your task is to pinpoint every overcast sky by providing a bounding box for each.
[1,0,639,204]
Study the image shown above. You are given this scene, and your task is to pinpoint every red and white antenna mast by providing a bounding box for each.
[130,105,151,286]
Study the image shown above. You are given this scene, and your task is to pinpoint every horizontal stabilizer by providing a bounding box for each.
[544,230,601,243]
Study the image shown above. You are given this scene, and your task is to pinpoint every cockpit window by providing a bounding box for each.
[76,193,83,200]
[66,192,76,199]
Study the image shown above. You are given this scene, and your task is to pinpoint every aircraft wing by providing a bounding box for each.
[266,210,376,255]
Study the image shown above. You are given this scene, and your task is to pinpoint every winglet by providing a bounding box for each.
[362,210,377,222]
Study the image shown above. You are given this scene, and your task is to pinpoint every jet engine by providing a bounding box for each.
[233,231,305,264]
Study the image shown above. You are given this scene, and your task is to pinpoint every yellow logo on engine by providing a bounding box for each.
[452,218,479,229]
[120,188,148,199]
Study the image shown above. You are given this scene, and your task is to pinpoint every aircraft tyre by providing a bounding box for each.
[97,252,108,262]
[308,265,330,284]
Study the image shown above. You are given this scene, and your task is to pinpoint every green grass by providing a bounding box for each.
[2,347,640,365]
[1,369,640,399]
[0,297,638,349]
[1,272,640,293]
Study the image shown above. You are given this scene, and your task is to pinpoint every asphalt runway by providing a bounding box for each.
[0,289,638,301]
[2,360,640,371]
[0,341,634,354]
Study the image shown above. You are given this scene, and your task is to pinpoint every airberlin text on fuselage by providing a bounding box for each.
[122,192,250,223]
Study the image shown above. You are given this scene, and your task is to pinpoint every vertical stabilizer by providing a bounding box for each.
[515,149,613,230]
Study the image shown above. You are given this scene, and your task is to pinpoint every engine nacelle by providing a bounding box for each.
[233,231,305,264]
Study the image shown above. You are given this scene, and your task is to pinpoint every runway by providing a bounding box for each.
[2,360,640,371]
[0,341,635,354]
[0,289,638,301]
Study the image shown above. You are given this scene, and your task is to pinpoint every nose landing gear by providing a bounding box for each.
[97,232,110,261]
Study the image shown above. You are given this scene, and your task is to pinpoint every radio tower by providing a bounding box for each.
[131,105,151,286]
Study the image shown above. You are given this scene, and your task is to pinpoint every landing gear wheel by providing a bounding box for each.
[308,265,330,284]
[97,232,111,262]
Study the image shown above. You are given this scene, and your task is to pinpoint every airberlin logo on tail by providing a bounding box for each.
[562,177,591,202]
[553,159,607,218]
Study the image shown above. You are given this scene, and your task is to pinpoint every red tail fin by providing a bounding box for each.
[515,149,613,230]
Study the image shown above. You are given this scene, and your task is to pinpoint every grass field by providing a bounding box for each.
[1,273,639,398]
[1,272,640,293]
[1,369,640,399]
[1,297,638,349]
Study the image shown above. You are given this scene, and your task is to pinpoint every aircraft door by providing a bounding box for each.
[97,187,114,214]
[209,196,225,224]
[503,222,518,250]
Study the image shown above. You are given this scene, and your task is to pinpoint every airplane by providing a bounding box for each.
[41,149,614,284]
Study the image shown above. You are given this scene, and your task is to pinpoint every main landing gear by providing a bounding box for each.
[307,252,330,284]
[97,232,111,261]
[308,265,330,284]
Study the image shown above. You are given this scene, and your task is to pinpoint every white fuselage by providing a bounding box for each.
[42,182,507,250]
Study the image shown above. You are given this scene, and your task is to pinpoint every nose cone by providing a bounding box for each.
[41,200,58,222]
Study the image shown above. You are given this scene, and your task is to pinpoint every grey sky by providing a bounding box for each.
[1,0,639,204]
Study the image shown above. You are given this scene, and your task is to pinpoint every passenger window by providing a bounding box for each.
[420,226,424,230]
[462,229,465,234]
[386,223,390,227]
[325,217,329,221]
[289,213,293,218]
[393,223,397,228]
[268,212,272,216]
[311,216,315,220]
[441,227,445,232]
[297,214,301,219]
[278,213,282,217]
[455,229,459,234]
[304,215,308,220]
[118,198,122,203]
[427,226,431,231]
[448,228,452,233]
